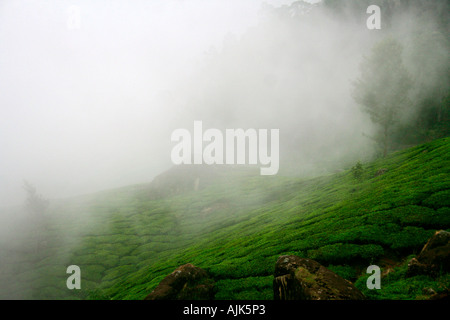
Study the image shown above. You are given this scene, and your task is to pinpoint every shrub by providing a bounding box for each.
[307,243,384,264]
[215,276,272,300]
[327,264,357,281]
[351,161,364,181]
[388,227,434,253]
[422,190,450,209]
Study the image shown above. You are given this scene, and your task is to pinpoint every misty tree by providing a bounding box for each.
[24,181,49,220]
[23,181,49,255]
[401,13,450,143]
[352,37,412,157]
[351,161,364,182]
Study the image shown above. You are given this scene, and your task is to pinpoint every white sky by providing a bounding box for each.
[0,0,305,206]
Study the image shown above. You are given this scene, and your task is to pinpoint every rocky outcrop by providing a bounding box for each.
[273,255,365,300]
[144,263,215,300]
[406,230,450,278]
[429,290,450,300]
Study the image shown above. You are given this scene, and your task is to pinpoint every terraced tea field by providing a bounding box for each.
[0,137,449,300]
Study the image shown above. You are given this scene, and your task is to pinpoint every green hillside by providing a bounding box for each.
[1,137,449,300]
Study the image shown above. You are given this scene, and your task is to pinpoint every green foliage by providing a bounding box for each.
[4,2,447,301]
[327,265,357,282]
[355,258,450,300]
[214,276,273,300]
[422,190,450,209]
[307,243,384,265]
[2,138,449,300]
[351,161,364,182]
[388,227,434,252]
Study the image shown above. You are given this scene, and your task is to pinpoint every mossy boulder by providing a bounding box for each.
[273,255,365,300]
[406,230,450,278]
[144,263,215,300]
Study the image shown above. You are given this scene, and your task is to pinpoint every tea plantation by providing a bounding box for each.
[0,137,448,300]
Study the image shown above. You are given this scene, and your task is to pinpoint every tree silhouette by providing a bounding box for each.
[23,181,49,220]
[23,181,49,255]
[353,37,413,157]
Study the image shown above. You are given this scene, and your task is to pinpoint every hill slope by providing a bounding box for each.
[0,138,449,300]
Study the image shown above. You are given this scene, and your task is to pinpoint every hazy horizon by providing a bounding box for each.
[1,0,310,207]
